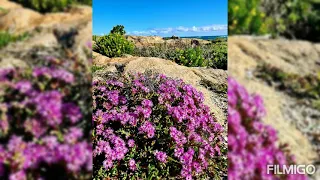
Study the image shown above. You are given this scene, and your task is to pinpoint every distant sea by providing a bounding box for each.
[180,35,227,40]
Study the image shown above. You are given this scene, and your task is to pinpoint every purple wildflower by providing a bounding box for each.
[154,151,167,163]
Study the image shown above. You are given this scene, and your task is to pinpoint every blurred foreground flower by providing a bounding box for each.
[0,46,92,179]
[228,77,307,180]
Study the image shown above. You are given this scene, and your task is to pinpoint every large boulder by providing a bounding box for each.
[126,35,165,47]
[0,0,92,34]
[0,8,42,33]
[0,0,22,10]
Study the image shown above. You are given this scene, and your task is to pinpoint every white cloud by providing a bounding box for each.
[177,26,188,32]
[128,24,227,36]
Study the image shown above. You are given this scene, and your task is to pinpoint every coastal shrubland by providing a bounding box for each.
[132,40,227,69]
[93,25,227,69]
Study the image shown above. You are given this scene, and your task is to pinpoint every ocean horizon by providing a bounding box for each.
[165,35,227,40]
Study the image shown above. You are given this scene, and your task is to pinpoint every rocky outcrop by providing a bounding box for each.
[229,36,320,76]
[0,1,92,34]
[93,53,228,128]
[126,35,165,46]
[228,36,319,177]
[0,0,92,67]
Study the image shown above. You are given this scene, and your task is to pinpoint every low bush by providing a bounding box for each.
[175,47,208,67]
[228,77,307,179]
[93,72,226,179]
[132,43,184,60]
[261,0,320,41]
[93,33,134,58]
[11,0,92,13]
[229,0,320,41]
[203,42,227,69]
[229,0,272,35]
[133,42,227,70]
[0,31,28,49]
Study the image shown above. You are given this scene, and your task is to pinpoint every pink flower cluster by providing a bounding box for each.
[139,121,155,138]
[154,150,167,163]
[228,77,307,180]
[93,73,224,179]
[0,67,91,179]
[33,67,75,83]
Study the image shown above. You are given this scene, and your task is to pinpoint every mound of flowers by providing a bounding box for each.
[0,53,92,179]
[93,72,226,179]
[228,77,307,180]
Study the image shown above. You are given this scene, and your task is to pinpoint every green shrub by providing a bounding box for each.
[93,33,134,58]
[10,0,92,13]
[229,0,320,41]
[133,42,228,69]
[229,0,273,35]
[110,25,126,35]
[204,42,227,69]
[262,0,320,41]
[0,31,28,49]
[175,47,208,67]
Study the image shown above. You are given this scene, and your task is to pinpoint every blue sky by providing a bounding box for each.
[93,0,227,37]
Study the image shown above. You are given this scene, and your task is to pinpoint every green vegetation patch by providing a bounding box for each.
[229,0,320,42]
[256,64,320,109]
[93,33,134,58]
[91,65,105,73]
[133,42,227,69]
[0,31,29,49]
[10,0,92,13]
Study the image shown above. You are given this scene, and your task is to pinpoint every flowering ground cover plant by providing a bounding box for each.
[228,77,307,180]
[0,49,92,179]
[93,72,226,179]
